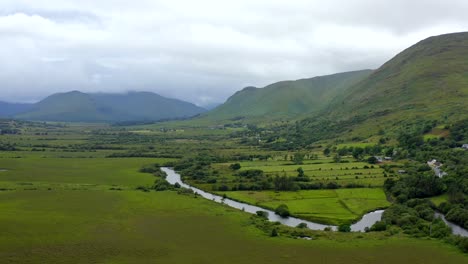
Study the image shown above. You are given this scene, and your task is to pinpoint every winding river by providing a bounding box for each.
[162,167,383,232]
[435,212,468,237]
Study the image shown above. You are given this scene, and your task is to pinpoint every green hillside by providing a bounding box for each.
[15,91,206,122]
[328,32,468,122]
[285,32,468,144]
[198,70,372,122]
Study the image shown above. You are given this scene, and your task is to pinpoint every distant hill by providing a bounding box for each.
[15,91,206,122]
[199,70,372,122]
[0,102,33,117]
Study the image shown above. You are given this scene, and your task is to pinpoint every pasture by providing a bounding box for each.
[212,159,391,188]
[0,157,175,188]
[0,122,466,263]
[0,190,466,264]
[221,188,390,225]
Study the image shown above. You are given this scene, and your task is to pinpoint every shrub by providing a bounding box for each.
[136,186,150,192]
[275,204,290,218]
[218,185,230,191]
[370,221,387,231]
[153,178,171,191]
[256,211,269,219]
[229,163,241,170]
[296,222,308,229]
[338,224,351,232]
[271,228,278,237]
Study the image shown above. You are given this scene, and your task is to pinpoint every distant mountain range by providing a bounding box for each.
[2,32,467,128]
[0,102,34,117]
[0,91,206,122]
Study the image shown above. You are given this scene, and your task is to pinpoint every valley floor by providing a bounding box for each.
[0,190,466,264]
[0,121,466,263]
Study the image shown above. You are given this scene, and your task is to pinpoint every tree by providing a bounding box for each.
[296,222,308,229]
[323,148,331,157]
[275,204,290,217]
[229,163,241,170]
[256,211,269,219]
[338,223,351,232]
[352,147,364,160]
[333,154,341,163]
[293,153,304,165]
[271,228,278,237]
[297,167,304,177]
[367,156,378,164]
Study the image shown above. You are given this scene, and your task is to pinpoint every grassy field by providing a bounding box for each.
[221,188,390,225]
[0,190,466,264]
[211,158,391,188]
[0,122,467,262]
[0,157,175,188]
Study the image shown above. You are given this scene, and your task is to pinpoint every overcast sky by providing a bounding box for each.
[1,0,468,106]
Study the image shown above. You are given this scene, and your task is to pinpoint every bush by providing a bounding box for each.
[275,204,290,218]
[370,221,387,231]
[177,188,194,195]
[237,169,264,178]
[229,163,241,170]
[271,228,278,237]
[367,156,378,164]
[153,178,171,191]
[296,222,308,229]
[430,218,451,238]
[256,211,269,219]
[338,224,351,232]
[136,186,150,192]
[218,185,230,191]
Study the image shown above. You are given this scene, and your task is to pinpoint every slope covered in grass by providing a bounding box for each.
[199,70,372,122]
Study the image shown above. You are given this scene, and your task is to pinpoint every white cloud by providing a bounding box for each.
[0,0,467,106]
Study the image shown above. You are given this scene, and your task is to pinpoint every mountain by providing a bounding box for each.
[289,32,468,143]
[15,91,206,122]
[327,32,468,122]
[0,102,33,117]
[199,70,372,122]
[326,32,467,130]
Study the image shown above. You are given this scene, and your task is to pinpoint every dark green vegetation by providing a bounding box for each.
[199,70,371,122]
[365,118,468,252]
[13,91,206,122]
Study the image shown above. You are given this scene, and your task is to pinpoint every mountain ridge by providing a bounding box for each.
[199,69,373,122]
[13,91,206,122]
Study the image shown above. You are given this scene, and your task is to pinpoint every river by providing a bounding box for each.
[434,212,468,237]
[162,167,384,232]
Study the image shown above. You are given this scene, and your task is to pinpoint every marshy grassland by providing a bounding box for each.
[0,121,466,263]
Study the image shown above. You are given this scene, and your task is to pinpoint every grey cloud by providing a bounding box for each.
[0,0,467,106]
